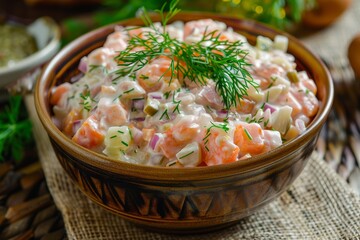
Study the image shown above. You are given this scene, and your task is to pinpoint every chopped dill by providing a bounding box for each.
[172,93,181,114]
[114,0,258,110]
[123,88,135,94]
[159,109,170,120]
[79,92,96,112]
[179,151,194,159]
[89,65,108,75]
[163,91,171,99]
[244,128,253,140]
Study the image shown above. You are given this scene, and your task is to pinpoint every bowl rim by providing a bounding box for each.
[35,12,334,181]
[0,17,61,86]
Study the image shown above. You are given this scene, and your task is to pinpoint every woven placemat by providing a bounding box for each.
[25,94,360,239]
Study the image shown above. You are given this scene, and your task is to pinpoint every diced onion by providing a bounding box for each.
[78,57,87,73]
[72,120,82,135]
[264,103,276,113]
[149,133,161,150]
[132,99,145,110]
[148,92,163,100]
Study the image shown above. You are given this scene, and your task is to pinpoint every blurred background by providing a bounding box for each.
[1,0,351,46]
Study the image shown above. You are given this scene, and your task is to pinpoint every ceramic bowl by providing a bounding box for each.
[35,12,333,233]
[0,17,61,88]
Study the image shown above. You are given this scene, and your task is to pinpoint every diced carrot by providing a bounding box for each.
[291,88,319,118]
[202,130,239,166]
[234,123,265,157]
[158,118,201,159]
[72,116,104,150]
[301,79,317,95]
[62,109,81,136]
[302,93,319,117]
[104,104,128,126]
[236,98,256,114]
[159,130,185,159]
[50,83,71,106]
[142,128,155,142]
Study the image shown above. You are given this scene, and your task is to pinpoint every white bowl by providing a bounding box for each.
[0,17,61,88]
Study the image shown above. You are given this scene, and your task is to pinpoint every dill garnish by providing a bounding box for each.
[80,92,96,112]
[114,0,258,110]
[159,109,170,120]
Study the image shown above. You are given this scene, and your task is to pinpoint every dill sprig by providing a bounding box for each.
[114,0,258,110]
[0,95,33,162]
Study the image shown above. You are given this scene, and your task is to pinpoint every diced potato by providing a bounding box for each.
[118,80,146,99]
[270,75,291,89]
[104,126,132,151]
[273,35,288,52]
[266,85,284,102]
[176,142,201,167]
[247,84,264,102]
[271,56,293,71]
[270,106,292,135]
[103,147,123,160]
[256,36,273,51]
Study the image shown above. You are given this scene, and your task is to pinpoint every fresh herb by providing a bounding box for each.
[179,151,194,159]
[89,64,108,75]
[114,0,258,110]
[159,109,170,120]
[121,141,129,147]
[139,74,149,80]
[248,116,264,124]
[244,128,253,140]
[163,91,171,99]
[0,95,33,162]
[264,119,270,127]
[260,102,265,110]
[123,88,135,94]
[172,93,181,114]
[80,92,96,112]
[128,127,133,139]
[110,135,117,139]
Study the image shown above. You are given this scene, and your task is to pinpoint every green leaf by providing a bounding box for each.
[0,95,33,163]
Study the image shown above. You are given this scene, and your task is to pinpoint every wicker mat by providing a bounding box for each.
[25,94,360,239]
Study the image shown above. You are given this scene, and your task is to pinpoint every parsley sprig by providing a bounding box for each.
[114,0,258,110]
[0,95,33,162]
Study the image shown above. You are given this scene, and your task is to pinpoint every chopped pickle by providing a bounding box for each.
[144,98,160,116]
[287,70,300,83]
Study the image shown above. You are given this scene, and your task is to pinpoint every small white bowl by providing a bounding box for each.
[0,17,61,88]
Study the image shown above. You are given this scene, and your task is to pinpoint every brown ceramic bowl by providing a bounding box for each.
[35,12,333,233]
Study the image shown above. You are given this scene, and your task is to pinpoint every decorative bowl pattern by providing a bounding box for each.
[35,12,333,233]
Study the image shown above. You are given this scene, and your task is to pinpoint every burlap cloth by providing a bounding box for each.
[26,1,360,239]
